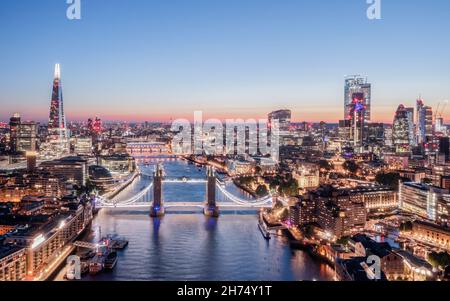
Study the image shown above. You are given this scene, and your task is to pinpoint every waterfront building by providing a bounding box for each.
[399,182,450,224]
[312,188,367,239]
[289,204,300,226]
[411,220,450,251]
[126,141,171,157]
[0,246,27,281]
[299,198,317,225]
[98,154,136,176]
[4,199,92,278]
[226,158,255,176]
[88,165,115,192]
[40,156,88,187]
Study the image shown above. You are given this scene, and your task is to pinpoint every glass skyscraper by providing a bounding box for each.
[48,64,67,139]
[344,75,371,124]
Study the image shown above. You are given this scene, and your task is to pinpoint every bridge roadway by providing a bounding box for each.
[98,201,272,209]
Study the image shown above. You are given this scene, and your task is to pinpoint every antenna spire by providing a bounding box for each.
[54,63,61,80]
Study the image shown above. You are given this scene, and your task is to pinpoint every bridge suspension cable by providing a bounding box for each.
[97,178,273,208]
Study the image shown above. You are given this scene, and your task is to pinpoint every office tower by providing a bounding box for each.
[268,110,291,132]
[9,114,37,153]
[344,75,371,124]
[393,105,414,152]
[9,113,21,153]
[268,109,292,146]
[439,137,450,162]
[436,117,446,133]
[405,107,415,146]
[17,121,37,152]
[48,64,67,139]
[416,98,425,145]
[424,106,433,140]
[349,92,366,151]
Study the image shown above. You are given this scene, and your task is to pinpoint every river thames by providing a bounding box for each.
[81,160,334,281]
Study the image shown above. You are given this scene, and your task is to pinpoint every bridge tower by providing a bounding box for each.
[204,166,219,217]
[150,164,165,217]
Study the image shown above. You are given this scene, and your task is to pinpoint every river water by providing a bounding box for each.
[83,159,334,281]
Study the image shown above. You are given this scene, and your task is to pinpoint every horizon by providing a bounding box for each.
[1,0,449,123]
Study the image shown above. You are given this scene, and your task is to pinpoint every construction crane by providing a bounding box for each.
[435,100,449,119]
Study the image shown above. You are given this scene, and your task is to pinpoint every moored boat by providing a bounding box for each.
[104,251,118,270]
[89,260,103,275]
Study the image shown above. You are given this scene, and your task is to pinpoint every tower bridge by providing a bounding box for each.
[96,165,274,217]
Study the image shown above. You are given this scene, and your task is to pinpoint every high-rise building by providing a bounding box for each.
[17,121,37,152]
[348,92,366,151]
[439,137,450,162]
[268,109,292,146]
[416,98,434,145]
[344,75,371,124]
[405,107,415,146]
[435,117,446,133]
[9,114,37,153]
[424,106,434,139]
[9,113,21,153]
[393,105,414,152]
[416,98,425,145]
[48,64,67,140]
[268,110,291,132]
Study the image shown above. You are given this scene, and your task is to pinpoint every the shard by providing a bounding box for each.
[48,63,67,139]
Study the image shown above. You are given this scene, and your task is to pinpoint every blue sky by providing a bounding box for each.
[0,0,449,122]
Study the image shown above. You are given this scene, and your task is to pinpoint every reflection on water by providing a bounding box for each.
[86,160,334,281]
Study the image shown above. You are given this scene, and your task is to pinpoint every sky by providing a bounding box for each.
[0,0,449,123]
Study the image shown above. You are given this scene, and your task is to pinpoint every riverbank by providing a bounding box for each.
[102,170,140,200]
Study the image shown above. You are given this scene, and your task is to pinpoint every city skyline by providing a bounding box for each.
[1,0,450,123]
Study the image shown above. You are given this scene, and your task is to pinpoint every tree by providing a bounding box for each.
[343,160,359,174]
[319,160,333,171]
[375,172,401,190]
[427,252,450,269]
[278,178,299,197]
[256,185,269,197]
